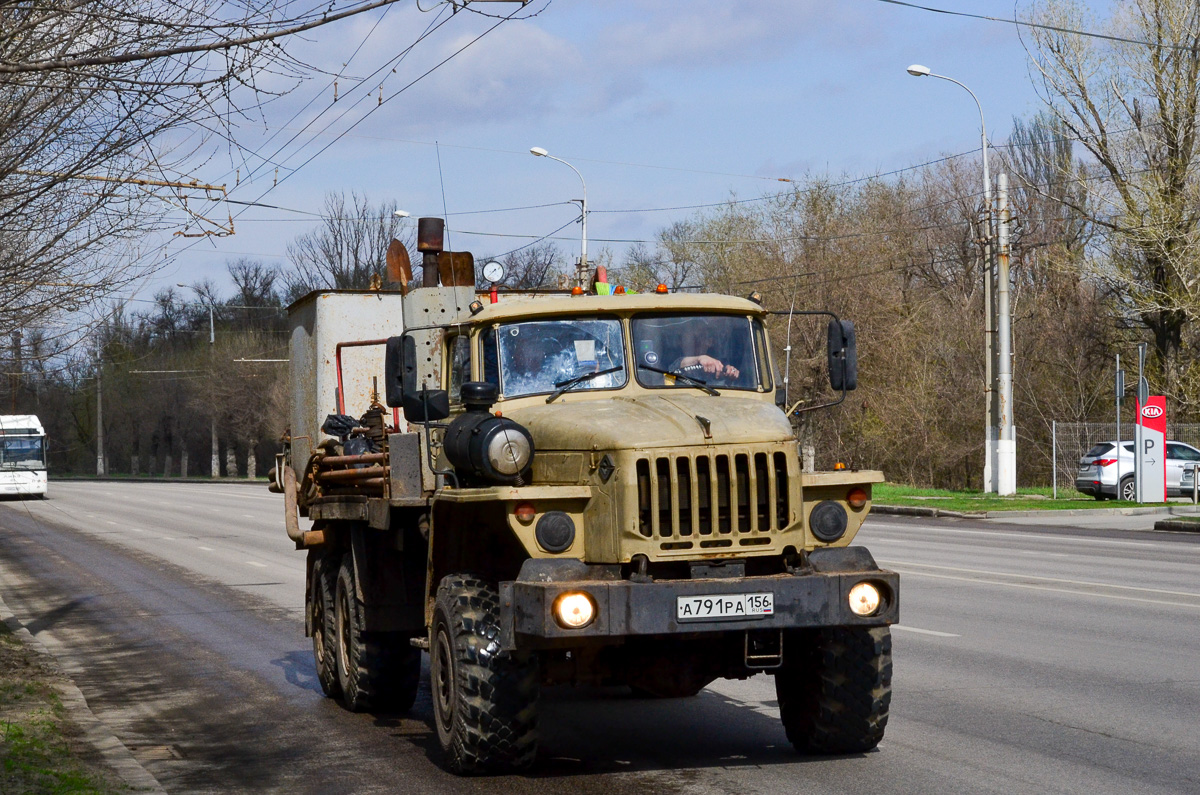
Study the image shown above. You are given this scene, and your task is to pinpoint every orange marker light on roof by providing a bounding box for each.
[614,285,625,294]
[834,462,847,470]
[571,286,584,295]
[656,283,668,293]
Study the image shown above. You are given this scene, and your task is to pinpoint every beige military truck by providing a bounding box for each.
[273,217,896,774]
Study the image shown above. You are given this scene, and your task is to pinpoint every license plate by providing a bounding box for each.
[676,592,774,621]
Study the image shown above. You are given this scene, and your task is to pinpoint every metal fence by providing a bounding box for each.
[1051,421,1200,494]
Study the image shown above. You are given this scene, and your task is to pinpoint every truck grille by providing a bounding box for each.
[635,451,790,544]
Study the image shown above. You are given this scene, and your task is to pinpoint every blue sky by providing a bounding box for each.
[133,0,1090,301]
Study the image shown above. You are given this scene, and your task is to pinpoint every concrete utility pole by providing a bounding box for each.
[906,65,999,492]
[96,352,105,476]
[996,173,1015,495]
[10,331,20,412]
[179,284,220,477]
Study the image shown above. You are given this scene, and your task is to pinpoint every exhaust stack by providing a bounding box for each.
[417,217,444,287]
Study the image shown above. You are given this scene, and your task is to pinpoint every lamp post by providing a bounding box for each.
[907,64,1012,494]
[530,146,588,286]
[178,283,218,478]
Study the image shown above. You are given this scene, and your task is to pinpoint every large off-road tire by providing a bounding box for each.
[334,554,421,713]
[310,552,341,698]
[431,575,539,774]
[775,626,892,754]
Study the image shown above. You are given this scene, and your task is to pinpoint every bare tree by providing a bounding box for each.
[487,242,567,290]
[1026,0,1200,403]
[0,0,515,343]
[284,192,412,300]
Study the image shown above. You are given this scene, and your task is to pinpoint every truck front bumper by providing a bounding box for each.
[498,548,898,651]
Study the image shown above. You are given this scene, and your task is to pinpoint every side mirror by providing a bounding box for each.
[385,334,450,422]
[827,319,857,392]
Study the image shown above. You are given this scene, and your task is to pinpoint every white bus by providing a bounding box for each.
[0,415,47,498]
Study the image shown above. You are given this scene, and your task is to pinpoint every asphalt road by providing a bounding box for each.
[1,482,1198,794]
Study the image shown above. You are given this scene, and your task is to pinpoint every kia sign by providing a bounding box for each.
[1136,396,1166,502]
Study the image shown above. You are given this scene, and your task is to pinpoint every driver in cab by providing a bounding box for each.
[671,321,740,380]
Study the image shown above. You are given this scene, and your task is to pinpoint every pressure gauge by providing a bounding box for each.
[482,260,505,283]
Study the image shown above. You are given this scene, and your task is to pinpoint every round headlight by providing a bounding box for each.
[553,592,596,629]
[535,511,575,553]
[486,427,532,476]
[848,581,882,616]
[810,500,848,542]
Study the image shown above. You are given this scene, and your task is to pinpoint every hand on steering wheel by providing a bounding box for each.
[681,356,739,380]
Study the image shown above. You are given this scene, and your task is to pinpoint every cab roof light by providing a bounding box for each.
[656,283,669,294]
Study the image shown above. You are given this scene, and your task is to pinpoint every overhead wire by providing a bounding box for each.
[870,0,1200,52]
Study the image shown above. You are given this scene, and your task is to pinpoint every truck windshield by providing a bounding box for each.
[1,437,46,471]
[487,317,627,399]
[631,313,769,392]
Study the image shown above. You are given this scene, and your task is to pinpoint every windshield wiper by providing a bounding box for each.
[638,364,720,396]
[546,366,622,403]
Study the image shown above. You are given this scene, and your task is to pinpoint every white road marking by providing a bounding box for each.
[880,559,1200,598]
[888,567,1200,609]
[246,561,267,568]
[129,528,144,533]
[892,625,960,638]
[105,520,117,525]
[242,514,255,519]
[197,546,214,551]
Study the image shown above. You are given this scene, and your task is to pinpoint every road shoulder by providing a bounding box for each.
[0,590,165,793]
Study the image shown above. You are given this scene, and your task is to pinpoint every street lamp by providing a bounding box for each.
[178,283,219,478]
[906,64,1012,495]
[530,146,588,284]
[905,66,990,217]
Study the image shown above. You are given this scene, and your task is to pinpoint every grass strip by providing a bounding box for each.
[873,483,1170,513]
[0,622,125,794]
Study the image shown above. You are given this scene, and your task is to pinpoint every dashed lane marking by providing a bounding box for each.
[246,561,267,568]
[892,625,960,638]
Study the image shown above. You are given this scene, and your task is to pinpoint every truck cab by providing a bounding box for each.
[276,219,896,774]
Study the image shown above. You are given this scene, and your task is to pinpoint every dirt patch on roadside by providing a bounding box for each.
[0,621,126,794]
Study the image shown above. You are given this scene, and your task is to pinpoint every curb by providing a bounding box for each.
[873,503,1200,520]
[871,504,976,519]
[0,593,166,793]
[1152,519,1200,533]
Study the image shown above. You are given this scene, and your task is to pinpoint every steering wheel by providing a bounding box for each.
[677,362,728,385]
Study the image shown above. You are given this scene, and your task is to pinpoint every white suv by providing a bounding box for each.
[1075,440,1200,500]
